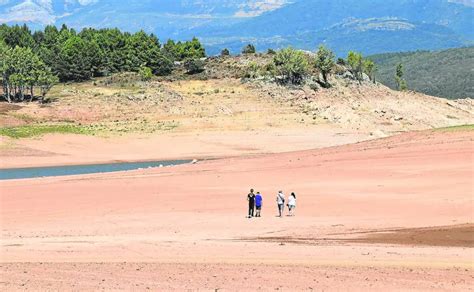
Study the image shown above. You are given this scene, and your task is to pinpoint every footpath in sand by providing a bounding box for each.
[1,129,473,290]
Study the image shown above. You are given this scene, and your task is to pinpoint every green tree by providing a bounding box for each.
[395,63,407,90]
[364,59,376,83]
[124,30,161,72]
[314,45,335,87]
[242,44,256,54]
[163,38,206,61]
[139,66,153,81]
[0,24,208,86]
[163,39,179,60]
[0,42,12,102]
[180,37,206,60]
[347,51,364,83]
[0,24,35,48]
[0,45,56,102]
[273,48,309,84]
[58,36,94,81]
[37,68,59,103]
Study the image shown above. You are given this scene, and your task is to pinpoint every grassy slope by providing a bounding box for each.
[369,46,474,99]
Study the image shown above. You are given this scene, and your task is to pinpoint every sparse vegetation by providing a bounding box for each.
[273,47,309,85]
[434,124,474,132]
[244,62,261,79]
[0,124,91,138]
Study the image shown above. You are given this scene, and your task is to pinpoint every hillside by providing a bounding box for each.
[1,54,472,141]
[369,46,474,99]
[1,0,472,56]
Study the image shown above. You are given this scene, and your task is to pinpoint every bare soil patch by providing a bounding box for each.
[0,103,21,114]
[242,224,474,248]
[353,224,474,247]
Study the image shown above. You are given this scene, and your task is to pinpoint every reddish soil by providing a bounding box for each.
[1,130,473,291]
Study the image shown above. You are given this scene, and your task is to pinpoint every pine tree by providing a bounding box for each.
[395,63,407,91]
[314,45,335,87]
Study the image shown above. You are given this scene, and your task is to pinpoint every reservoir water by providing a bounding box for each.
[0,160,191,180]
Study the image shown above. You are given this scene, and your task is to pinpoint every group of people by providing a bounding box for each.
[246,189,296,218]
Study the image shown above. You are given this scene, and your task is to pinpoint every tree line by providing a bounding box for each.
[0,24,206,102]
[241,44,377,87]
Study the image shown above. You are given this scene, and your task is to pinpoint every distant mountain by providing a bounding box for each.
[0,0,473,56]
[369,46,474,99]
[198,0,474,55]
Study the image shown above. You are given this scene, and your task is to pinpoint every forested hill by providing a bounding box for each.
[369,46,474,99]
[0,24,205,103]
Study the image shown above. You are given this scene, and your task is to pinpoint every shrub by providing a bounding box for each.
[273,48,309,85]
[262,62,277,77]
[184,58,205,74]
[139,66,153,81]
[243,62,260,79]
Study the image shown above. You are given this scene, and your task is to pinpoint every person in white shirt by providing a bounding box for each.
[276,191,285,217]
[288,192,296,216]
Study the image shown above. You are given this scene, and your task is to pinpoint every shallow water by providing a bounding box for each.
[0,160,191,180]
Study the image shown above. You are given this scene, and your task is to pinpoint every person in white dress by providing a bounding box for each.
[288,192,296,216]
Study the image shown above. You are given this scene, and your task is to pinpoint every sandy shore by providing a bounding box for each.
[0,126,370,169]
[1,129,473,290]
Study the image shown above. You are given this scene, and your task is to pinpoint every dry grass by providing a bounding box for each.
[1,67,472,139]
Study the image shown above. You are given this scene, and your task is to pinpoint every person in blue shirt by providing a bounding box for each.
[255,191,263,217]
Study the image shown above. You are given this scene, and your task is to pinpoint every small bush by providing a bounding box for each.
[273,48,309,85]
[262,62,277,77]
[184,58,205,74]
[243,62,260,79]
[267,48,276,55]
[139,66,153,81]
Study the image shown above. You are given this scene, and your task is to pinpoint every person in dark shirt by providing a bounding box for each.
[247,189,256,218]
[255,191,263,217]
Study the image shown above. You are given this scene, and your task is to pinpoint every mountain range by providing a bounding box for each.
[1,0,473,56]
